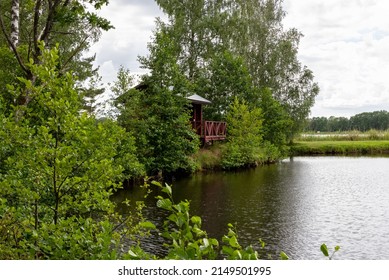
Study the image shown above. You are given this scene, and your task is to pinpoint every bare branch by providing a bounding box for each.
[61,35,90,73]
[39,0,62,45]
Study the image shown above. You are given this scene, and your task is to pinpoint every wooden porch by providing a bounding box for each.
[192,120,227,143]
[188,94,227,143]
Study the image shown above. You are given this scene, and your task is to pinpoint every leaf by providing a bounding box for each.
[191,216,201,225]
[334,245,340,252]
[259,238,266,249]
[151,181,162,187]
[228,236,240,248]
[127,249,140,260]
[320,244,329,257]
[162,183,172,196]
[156,198,172,210]
[167,214,178,223]
[210,238,219,247]
[222,246,234,256]
[280,251,289,260]
[233,249,242,260]
[139,221,156,230]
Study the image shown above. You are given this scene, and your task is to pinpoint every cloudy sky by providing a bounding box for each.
[90,0,389,117]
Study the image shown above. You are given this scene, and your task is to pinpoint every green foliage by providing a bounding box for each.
[280,251,290,260]
[154,181,219,260]
[199,51,255,121]
[192,144,223,171]
[112,66,140,121]
[0,0,112,111]
[150,0,318,145]
[259,88,293,151]
[291,140,389,156]
[222,98,264,169]
[305,111,389,133]
[320,243,340,260]
[119,28,200,176]
[351,111,389,131]
[221,224,259,260]
[130,83,199,176]
[0,46,23,111]
[0,46,144,259]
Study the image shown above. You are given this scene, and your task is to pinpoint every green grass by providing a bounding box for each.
[291,140,389,155]
[192,143,224,171]
[296,130,389,142]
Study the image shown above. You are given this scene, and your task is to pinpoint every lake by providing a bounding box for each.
[113,156,389,260]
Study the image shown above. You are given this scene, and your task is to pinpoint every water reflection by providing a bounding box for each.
[113,157,389,260]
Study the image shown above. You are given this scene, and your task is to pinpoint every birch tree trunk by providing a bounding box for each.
[10,0,19,46]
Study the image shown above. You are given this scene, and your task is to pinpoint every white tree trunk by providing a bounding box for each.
[10,0,19,46]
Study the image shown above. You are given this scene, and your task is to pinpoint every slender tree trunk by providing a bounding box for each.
[10,0,20,46]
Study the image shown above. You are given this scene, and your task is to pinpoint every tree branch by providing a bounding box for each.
[33,0,42,61]
[0,9,31,77]
[60,35,90,73]
[38,0,62,46]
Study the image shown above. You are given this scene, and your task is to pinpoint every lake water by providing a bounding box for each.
[113,156,389,260]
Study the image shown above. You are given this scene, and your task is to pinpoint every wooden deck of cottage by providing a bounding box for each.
[188,94,226,143]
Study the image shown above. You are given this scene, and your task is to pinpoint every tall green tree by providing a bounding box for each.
[153,0,319,136]
[154,0,213,82]
[111,66,142,124]
[198,50,256,121]
[222,97,264,169]
[0,0,112,110]
[0,46,144,259]
[259,87,293,156]
[119,28,200,176]
[217,0,319,134]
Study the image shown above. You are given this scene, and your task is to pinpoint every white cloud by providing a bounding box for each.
[283,0,389,117]
[89,0,165,76]
[90,0,389,118]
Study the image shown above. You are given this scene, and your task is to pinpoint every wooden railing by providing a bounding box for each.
[191,120,227,142]
[203,121,227,141]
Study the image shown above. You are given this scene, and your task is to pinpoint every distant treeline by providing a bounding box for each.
[305,110,389,132]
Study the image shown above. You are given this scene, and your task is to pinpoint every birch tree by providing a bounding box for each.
[10,0,18,46]
[0,0,112,109]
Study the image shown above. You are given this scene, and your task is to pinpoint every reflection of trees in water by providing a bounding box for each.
[114,157,389,259]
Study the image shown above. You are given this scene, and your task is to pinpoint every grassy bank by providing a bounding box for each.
[291,140,389,155]
[192,141,283,171]
[191,143,224,171]
[297,130,389,141]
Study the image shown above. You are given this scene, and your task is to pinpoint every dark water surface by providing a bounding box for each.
[113,156,389,259]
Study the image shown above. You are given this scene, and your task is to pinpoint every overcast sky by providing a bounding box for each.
[90,0,389,118]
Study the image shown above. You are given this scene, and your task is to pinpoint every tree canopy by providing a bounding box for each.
[148,0,318,138]
[305,111,389,132]
[0,0,112,111]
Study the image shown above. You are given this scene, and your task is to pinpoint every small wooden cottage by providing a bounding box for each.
[133,83,226,143]
[187,94,226,143]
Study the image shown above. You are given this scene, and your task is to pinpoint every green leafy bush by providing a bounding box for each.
[222,98,263,169]
[0,46,144,259]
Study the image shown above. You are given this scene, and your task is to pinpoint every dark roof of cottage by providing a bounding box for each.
[187,94,211,105]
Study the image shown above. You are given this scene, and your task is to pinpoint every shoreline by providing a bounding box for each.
[291,140,389,156]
